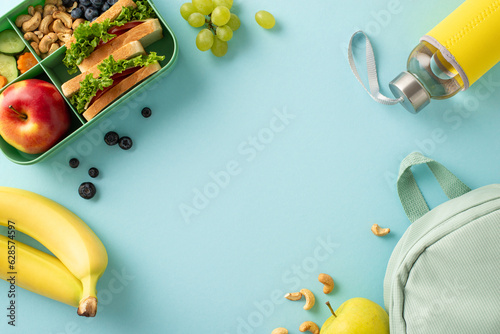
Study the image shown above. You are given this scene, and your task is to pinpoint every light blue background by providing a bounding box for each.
[2,0,500,333]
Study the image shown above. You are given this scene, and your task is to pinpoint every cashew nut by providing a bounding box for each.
[22,12,41,32]
[35,5,43,13]
[371,224,390,237]
[318,273,334,294]
[300,289,315,310]
[271,328,288,334]
[72,18,85,30]
[48,42,59,55]
[58,40,65,47]
[57,33,72,43]
[24,32,39,44]
[30,42,40,56]
[284,292,302,301]
[39,15,54,35]
[15,14,32,27]
[28,5,35,16]
[43,5,57,18]
[53,19,72,34]
[39,33,58,54]
[53,11,72,29]
[34,31,44,39]
[67,1,78,13]
[57,5,66,12]
[45,0,58,5]
[299,321,320,334]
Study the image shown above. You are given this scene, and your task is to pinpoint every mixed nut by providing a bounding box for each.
[15,0,85,58]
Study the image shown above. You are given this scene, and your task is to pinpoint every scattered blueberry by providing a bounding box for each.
[104,131,119,145]
[119,136,133,150]
[71,7,83,19]
[69,158,79,168]
[88,167,99,178]
[102,2,110,11]
[91,0,103,7]
[79,182,96,200]
[80,0,91,6]
[107,0,118,5]
[141,107,152,118]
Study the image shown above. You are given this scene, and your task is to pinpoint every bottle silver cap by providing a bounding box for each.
[389,72,431,114]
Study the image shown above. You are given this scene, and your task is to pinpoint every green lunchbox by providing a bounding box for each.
[384,152,500,333]
[0,0,178,165]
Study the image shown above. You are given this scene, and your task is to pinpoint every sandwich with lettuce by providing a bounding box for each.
[62,41,164,121]
[63,0,163,74]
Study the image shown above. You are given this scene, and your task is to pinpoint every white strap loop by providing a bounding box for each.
[348,31,403,105]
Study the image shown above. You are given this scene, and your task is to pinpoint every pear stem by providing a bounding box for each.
[9,105,27,120]
[326,301,337,317]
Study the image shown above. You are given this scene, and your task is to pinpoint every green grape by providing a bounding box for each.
[192,0,213,15]
[211,37,228,57]
[226,13,240,31]
[212,0,233,9]
[180,3,196,20]
[211,6,231,26]
[188,13,206,27]
[216,25,233,42]
[196,29,214,51]
[255,10,276,29]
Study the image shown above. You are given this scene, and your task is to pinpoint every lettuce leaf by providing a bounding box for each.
[114,0,157,24]
[63,19,117,74]
[63,0,157,73]
[70,52,165,114]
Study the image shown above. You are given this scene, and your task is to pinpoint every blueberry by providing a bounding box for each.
[85,7,99,21]
[107,0,118,5]
[78,182,96,200]
[80,0,91,6]
[104,131,119,145]
[119,136,133,150]
[69,158,79,168]
[141,107,152,118]
[88,167,99,178]
[101,2,110,11]
[71,7,83,19]
[62,0,75,6]
[91,0,103,7]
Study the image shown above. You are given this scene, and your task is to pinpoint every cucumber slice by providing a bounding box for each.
[0,54,18,83]
[0,30,26,55]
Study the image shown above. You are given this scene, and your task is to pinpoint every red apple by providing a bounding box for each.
[0,79,71,154]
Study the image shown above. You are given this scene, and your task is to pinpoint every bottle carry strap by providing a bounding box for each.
[397,152,471,223]
[348,31,403,105]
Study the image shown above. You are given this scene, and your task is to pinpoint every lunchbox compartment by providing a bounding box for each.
[0,68,84,164]
[0,20,40,92]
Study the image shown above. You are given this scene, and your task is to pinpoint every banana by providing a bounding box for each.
[0,235,82,307]
[0,187,107,316]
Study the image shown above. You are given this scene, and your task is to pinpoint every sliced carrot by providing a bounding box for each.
[17,52,37,74]
[0,75,7,89]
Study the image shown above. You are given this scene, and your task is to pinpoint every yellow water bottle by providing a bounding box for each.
[349,0,500,113]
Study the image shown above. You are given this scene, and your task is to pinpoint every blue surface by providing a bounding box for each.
[2,0,500,333]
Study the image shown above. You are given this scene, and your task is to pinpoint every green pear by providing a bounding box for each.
[320,298,389,334]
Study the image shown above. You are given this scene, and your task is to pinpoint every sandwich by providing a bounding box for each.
[63,0,163,74]
[62,40,164,121]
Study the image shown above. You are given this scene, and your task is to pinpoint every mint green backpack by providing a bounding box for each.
[384,152,500,334]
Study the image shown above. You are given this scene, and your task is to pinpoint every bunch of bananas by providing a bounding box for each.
[0,187,107,317]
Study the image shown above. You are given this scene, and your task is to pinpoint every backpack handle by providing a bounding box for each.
[397,152,471,223]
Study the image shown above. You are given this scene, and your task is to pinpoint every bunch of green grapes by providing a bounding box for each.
[180,0,241,57]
